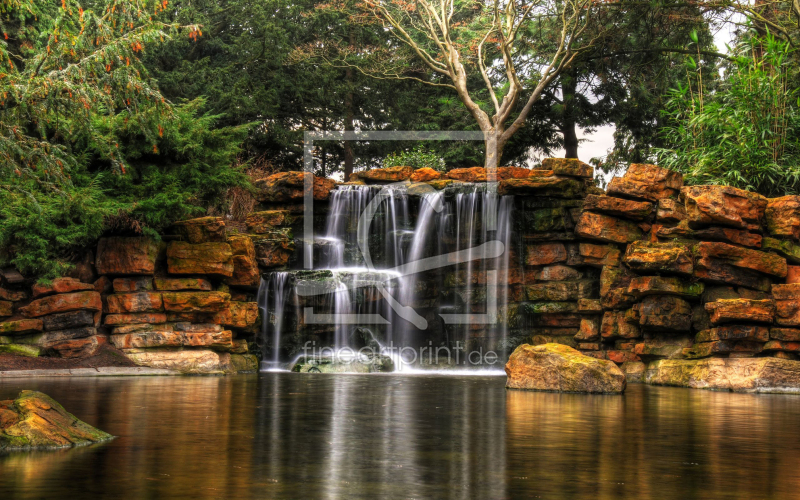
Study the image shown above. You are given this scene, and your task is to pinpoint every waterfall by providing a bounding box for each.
[259,180,515,371]
[257,272,290,370]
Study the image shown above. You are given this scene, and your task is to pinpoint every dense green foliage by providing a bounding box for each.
[0,1,248,278]
[383,147,446,172]
[657,34,800,197]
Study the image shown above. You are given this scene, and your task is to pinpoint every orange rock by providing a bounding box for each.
[765,195,800,239]
[635,296,693,332]
[104,313,168,325]
[763,340,800,353]
[498,176,584,197]
[775,299,800,326]
[525,242,567,266]
[770,328,800,341]
[575,211,643,244]
[93,276,112,294]
[226,235,260,288]
[166,241,233,277]
[0,301,12,317]
[705,298,775,324]
[600,265,636,309]
[172,216,226,243]
[607,350,639,364]
[607,164,683,201]
[534,265,582,281]
[162,292,231,313]
[575,317,600,341]
[110,329,232,350]
[772,283,800,300]
[578,243,621,267]
[410,167,442,182]
[626,276,704,298]
[696,325,769,342]
[254,171,336,202]
[541,158,594,178]
[213,301,259,329]
[96,237,159,275]
[30,277,93,299]
[0,319,43,335]
[497,166,532,180]
[787,266,800,284]
[623,241,693,275]
[446,167,486,182]
[0,287,26,302]
[153,278,212,291]
[112,277,154,293]
[600,311,640,339]
[583,194,653,221]
[656,198,686,223]
[245,210,300,234]
[50,335,107,358]
[106,292,164,314]
[695,241,787,277]
[21,291,102,318]
[682,185,767,231]
[356,166,413,183]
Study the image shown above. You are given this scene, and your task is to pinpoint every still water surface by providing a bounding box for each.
[1,373,799,499]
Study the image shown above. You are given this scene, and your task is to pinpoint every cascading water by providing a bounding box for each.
[257,271,290,370]
[259,180,516,371]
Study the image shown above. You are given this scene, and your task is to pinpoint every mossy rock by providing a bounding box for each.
[0,344,40,357]
[0,391,113,451]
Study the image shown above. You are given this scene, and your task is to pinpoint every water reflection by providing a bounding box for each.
[1,374,799,499]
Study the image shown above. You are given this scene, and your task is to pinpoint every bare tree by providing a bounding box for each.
[301,0,608,171]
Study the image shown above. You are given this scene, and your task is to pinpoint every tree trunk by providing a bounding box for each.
[561,71,579,159]
[483,129,505,178]
[343,31,355,181]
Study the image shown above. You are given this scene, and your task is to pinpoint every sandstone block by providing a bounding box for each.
[446,167,486,182]
[0,319,43,336]
[162,292,230,313]
[575,211,643,244]
[225,235,259,288]
[601,310,640,339]
[166,241,233,277]
[497,176,584,197]
[627,276,704,299]
[578,243,621,267]
[607,164,683,201]
[696,325,769,342]
[765,195,800,239]
[541,158,594,178]
[104,313,168,325]
[682,185,767,231]
[96,237,159,275]
[410,167,442,182]
[705,298,775,324]
[153,278,213,291]
[525,242,567,266]
[112,277,154,293]
[635,295,692,332]
[583,194,653,221]
[21,291,102,318]
[254,171,336,202]
[623,241,693,275]
[106,292,164,314]
[31,278,94,299]
[172,216,226,243]
[656,198,686,223]
[50,335,107,358]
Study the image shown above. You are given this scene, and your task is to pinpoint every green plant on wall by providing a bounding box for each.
[656,31,800,197]
[383,147,445,172]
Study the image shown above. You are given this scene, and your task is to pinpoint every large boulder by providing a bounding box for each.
[541,158,594,178]
[96,237,159,275]
[645,357,800,393]
[0,391,112,451]
[682,185,767,231]
[354,166,413,183]
[254,171,336,202]
[122,348,234,374]
[410,167,442,182]
[505,343,626,393]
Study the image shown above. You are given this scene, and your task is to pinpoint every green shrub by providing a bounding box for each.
[656,33,800,197]
[383,146,446,172]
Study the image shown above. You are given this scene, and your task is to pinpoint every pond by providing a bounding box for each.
[1,373,799,499]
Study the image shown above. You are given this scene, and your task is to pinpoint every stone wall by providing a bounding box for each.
[4,159,800,381]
